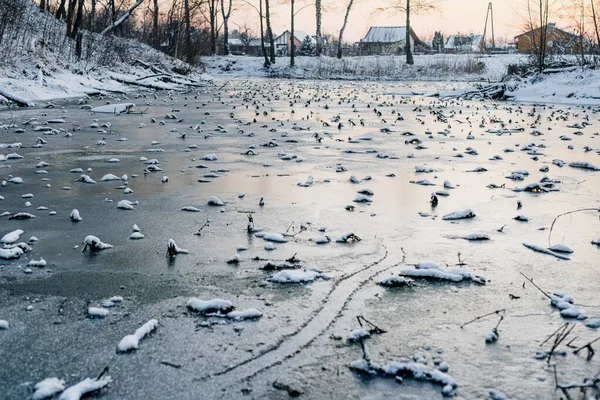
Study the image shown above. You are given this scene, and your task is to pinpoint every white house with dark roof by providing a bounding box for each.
[444,34,484,53]
[359,26,422,54]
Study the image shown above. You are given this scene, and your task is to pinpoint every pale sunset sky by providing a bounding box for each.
[230,0,562,44]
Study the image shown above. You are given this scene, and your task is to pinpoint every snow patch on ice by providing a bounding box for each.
[117,319,158,352]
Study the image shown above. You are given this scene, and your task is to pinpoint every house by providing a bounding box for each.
[514,23,583,54]
[228,38,266,56]
[444,34,484,53]
[274,31,316,56]
[359,26,424,55]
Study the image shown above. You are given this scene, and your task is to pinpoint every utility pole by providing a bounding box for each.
[482,2,495,53]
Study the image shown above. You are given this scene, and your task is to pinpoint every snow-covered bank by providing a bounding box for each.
[437,68,600,106]
[0,59,213,105]
[204,54,600,106]
[204,54,522,82]
[506,70,600,105]
[0,0,212,105]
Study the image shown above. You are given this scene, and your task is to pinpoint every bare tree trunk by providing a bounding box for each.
[265,0,275,63]
[65,0,76,37]
[405,0,414,64]
[167,0,177,56]
[184,0,191,62]
[152,0,159,47]
[221,0,232,55]
[40,0,46,12]
[315,0,322,56]
[538,0,549,73]
[290,0,295,66]
[209,0,217,55]
[580,0,586,70]
[110,0,116,25]
[75,32,83,59]
[259,0,270,67]
[337,0,354,59]
[72,0,84,38]
[55,0,67,19]
[591,0,600,54]
[90,0,96,31]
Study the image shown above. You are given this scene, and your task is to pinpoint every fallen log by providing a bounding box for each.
[137,73,171,81]
[0,88,34,107]
[162,76,207,87]
[133,59,169,75]
[109,74,173,90]
[441,82,508,101]
[92,87,127,95]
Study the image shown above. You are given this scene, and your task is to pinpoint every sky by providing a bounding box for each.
[230,0,534,43]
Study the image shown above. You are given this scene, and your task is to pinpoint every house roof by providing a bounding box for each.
[361,27,408,43]
[514,23,576,40]
[294,31,313,43]
[360,26,423,45]
[276,30,316,44]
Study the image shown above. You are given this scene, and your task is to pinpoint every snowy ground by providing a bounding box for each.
[0,64,212,105]
[1,79,599,399]
[0,0,211,106]
[4,52,599,108]
[507,69,600,105]
[203,54,600,106]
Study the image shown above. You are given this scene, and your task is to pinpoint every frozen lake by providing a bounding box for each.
[1,78,599,399]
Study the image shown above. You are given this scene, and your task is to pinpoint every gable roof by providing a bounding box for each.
[515,23,577,40]
[276,30,316,44]
[294,31,313,43]
[360,26,422,45]
[361,27,407,43]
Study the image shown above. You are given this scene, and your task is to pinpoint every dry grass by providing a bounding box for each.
[277,55,488,81]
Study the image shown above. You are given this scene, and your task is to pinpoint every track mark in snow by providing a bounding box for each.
[197,244,406,382]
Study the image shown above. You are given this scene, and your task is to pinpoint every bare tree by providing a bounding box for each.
[238,0,270,65]
[315,0,322,56]
[592,1,600,45]
[152,0,159,46]
[265,0,275,63]
[591,0,600,54]
[524,0,551,72]
[289,0,312,66]
[184,0,192,61]
[337,0,354,58]
[208,0,218,54]
[65,0,76,37]
[89,0,97,31]
[221,0,232,55]
[259,0,270,66]
[290,0,295,66]
[379,0,440,64]
[72,0,84,38]
[55,0,67,19]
